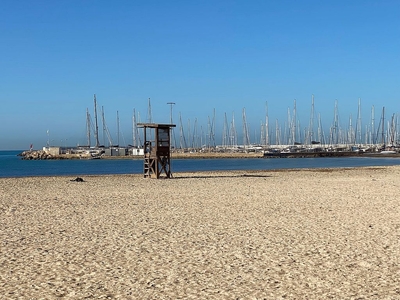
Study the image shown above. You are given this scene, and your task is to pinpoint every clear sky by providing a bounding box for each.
[1,0,400,149]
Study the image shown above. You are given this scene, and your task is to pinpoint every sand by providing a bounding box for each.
[0,166,399,299]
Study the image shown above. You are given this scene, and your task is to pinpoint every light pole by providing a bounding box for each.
[167,102,175,124]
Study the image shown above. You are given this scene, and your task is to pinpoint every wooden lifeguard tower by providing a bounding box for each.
[137,123,176,179]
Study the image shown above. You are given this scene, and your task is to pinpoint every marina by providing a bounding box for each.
[29,95,400,161]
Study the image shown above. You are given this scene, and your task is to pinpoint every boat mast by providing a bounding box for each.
[389,113,396,146]
[187,119,191,149]
[297,119,302,144]
[397,114,399,146]
[146,97,153,142]
[117,110,120,147]
[265,101,269,146]
[207,116,212,149]
[348,114,354,145]
[382,107,385,145]
[208,108,216,148]
[222,112,229,149]
[317,113,325,145]
[132,108,142,147]
[192,118,198,149]
[132,109,136,147]
[86,108,91,147]
[371,105,375,144]
[101,106,113,147]
[260,120,265,146]
[242,108,250,148]
[307,95,315,145]
[200,125,204,149]
[331,100,339,146]
[167,102,176,149]
[293,99,297,144]
[275,119,281,145]
[179,112,186,149]
[137,111,142,147]
[230,112,237,148]
[356,98,362,145]
[93,94,100,148]
[286,107,291,145]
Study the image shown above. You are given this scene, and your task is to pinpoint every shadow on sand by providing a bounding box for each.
[172,173,272,179]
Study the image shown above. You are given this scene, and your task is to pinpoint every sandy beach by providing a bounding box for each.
[1,166,399,299]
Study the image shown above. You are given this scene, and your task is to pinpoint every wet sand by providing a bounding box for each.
[1,167,399,299]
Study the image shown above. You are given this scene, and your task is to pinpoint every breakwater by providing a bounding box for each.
[18,150,89,160]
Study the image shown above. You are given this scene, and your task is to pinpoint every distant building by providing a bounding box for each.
[130,148,144,156]
[43,146,60,155]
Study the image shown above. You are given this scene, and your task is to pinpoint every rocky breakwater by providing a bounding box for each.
[18,150,91,160]
[18,150,59,160]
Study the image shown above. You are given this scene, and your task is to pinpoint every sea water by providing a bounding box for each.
[1,150,400,177]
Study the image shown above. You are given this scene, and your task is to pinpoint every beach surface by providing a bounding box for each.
[1,166,399,299]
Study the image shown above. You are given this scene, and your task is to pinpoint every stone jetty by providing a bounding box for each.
[18,150,84,160]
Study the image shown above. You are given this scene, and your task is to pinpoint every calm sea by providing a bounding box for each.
[1,150,400,178]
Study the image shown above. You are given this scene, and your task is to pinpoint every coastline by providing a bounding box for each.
[1,166,399,298]
[16,149,400,160]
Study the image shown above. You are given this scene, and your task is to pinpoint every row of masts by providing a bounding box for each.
[84,94,399,150]
[85,94,125,148]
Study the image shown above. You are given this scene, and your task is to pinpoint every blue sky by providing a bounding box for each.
[1,0,399,149]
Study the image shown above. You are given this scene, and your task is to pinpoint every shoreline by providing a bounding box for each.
[0,164,395,179]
